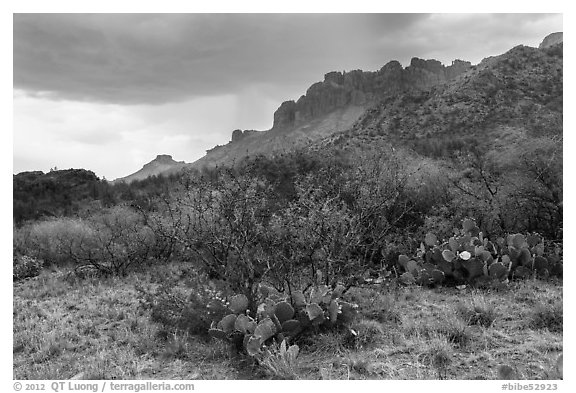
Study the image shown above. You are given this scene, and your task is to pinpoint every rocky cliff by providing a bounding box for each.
[271,58,472,131]
[190,56,472,170]
[318,42,562,154]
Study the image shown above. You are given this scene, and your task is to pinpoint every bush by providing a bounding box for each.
[529,302,562,333]
[13,254,44,281]
[14,218,96,266]
[137,272,229,337]
[455,296,498,327]
[80,205,156,275]
[14,205,159,276]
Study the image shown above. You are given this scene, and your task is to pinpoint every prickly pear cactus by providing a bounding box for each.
[228,294,249,314]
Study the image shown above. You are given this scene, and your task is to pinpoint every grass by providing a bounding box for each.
[13,264,563,380]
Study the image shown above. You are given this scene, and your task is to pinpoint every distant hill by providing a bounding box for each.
[13,169,109,224]
[112,154,186,184]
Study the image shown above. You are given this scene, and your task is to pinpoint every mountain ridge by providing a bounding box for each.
[113,32,562,183]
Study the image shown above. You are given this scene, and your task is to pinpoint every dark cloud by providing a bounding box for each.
[13,14,429,105]
[13,14,561,106]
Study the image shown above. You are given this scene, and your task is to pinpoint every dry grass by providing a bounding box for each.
[13,266,563,380]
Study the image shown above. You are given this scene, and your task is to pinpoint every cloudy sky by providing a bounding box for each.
[13,13,563,180]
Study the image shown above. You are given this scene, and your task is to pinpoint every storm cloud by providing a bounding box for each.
[13,14,427,104]
[14,13,561,105]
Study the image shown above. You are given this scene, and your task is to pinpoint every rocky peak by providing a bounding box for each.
[404,57,472,89]
[144,154,181,167]
[271,58,472,131]
[539,32,563,49]
[231,129,260,143]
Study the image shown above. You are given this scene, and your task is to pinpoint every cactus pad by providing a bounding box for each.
[305,303,324,322]
[449,237,459,253]
[290,291,307,308]
[442,249,456,262]
[310,285,330,304]
[281,319,302,335]
[228,294,249,314]
[517,248,532,267]
[406,259,419,276]
[461,257,485,280]
[400,272,416,285]
[219,314,238,334]
[398,254,410,269]
[234,314,256,334]
[431,269,445,285]
[328,299,340,322]
[512,234,526,249]
[489,261,508,281]
[425,232,438,247]
[331,284,345,299]
[462,218,476,233]
[274,301,295,324]
[246,335,262,356]
[513,266,532,279]
[527,234,542,248]
[254,318,276,341]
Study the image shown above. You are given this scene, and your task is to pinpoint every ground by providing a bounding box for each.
[13,263,562,380]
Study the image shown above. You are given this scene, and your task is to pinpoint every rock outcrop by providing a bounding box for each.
[113,154,186,184]
[270,58,472,131]
[231,129,259,142]
[539,32,563,49]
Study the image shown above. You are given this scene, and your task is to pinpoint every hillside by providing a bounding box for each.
[13,169,107,224]
[320,42,562,156]
[112,154,186,184]
[189,58,472,170]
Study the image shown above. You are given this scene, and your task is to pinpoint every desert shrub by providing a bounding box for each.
[13,254,44,281]
[137,272,229,337]
[434,317,471,348]
[529,302,562,333]
[345,287,401,324]
[258,340,301,380]
[162,171,279,307]
[14,217,97,266]
[417,334,453,379]
[15,205,159,275]
[78,205,157,275]
[345,319,386,350]
[455,296,498,327]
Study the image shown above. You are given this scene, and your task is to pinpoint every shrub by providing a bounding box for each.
[14,218,96,266]
[417,334,453,379]
[258,340,301,380]
[345,319,386,349]
[137,272,229,337]
[14,205,159,276]
[13,254,44,281]
[455,296,498,327]
[166,171,278,307]
[78,205,157,275]
[529,302,562,333]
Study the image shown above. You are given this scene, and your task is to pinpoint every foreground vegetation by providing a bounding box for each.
[13,142,562,380]
[13,263,562,380]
